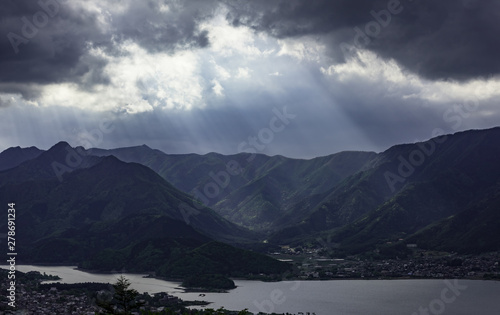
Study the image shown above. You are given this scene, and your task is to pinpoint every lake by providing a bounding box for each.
[6,265,500,314]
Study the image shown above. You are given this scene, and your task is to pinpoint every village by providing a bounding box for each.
[273,246,500,280]
[0,269,191,314]
[0,249,499,314]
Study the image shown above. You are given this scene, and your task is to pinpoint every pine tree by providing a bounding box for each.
[96,275,145,315]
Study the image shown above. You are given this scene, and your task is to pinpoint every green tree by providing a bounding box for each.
[97,275,145,314]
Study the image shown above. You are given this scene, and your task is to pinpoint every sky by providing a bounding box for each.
[1,0,499,158]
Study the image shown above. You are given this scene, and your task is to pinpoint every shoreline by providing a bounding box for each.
[2,264,498,284]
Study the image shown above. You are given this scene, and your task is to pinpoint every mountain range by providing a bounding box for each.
[83,127,500,255]
[0,142,289,283]
[0,126,499,276]
[86,146,377,231]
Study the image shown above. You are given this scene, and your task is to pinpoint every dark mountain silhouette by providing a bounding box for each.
[1,127,499,257]
[0,141,101,185]
[0,145,43,171]
[270,127,500,255]
[88,146,376,231]
[0,148,288,281]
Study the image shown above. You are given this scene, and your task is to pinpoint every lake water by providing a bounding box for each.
[5,265,500,314]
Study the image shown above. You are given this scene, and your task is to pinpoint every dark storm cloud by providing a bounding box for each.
[2,0,497,93]
[368,0,500,81]
[0,0,108,85]
[0,0,215,93]
[0,83,43,100]
[117,1,214,54]
[225,0,500,81]
[223,0,377,37]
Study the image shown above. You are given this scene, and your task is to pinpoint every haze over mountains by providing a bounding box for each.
[86,127,500,256]
[0,127,499,275]
[87,146,378,231]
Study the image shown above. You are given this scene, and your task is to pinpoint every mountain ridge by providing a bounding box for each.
[0,147,290,281]
[1,126,499,256]
[269,126,500,255]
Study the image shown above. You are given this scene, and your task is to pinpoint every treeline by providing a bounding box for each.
[182,274,236,290]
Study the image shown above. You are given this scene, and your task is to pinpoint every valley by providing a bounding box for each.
[0,127,499,313]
